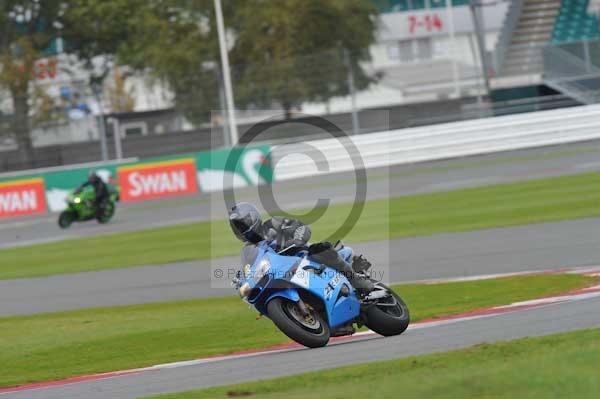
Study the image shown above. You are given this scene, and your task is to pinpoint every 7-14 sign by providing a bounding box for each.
[408,13,444,35]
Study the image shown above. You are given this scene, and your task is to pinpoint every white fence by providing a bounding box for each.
[273,104,600,181]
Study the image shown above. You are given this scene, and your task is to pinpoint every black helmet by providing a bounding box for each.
[88,170,100,183]
[229,202,263,243]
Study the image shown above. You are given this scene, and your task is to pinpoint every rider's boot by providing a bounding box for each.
[95,200,107,218]
[309,243,374,294]
[351,255,372,273]
[349,256,374,294]
[348,271,374,295]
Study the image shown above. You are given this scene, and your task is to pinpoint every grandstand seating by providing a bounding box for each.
[551,0,600,43]
[544,1,600,104]
[495,0,560,77]
[377,0,600,45]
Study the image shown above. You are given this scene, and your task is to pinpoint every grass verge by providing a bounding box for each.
[144,327,600,399]
[3,171,600,279]
[0,273,596,388]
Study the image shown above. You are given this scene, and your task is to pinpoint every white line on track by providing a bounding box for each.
[0,216,54,230]
[575,161,600,170]
[0,236,77,249]
[402,265,600,285]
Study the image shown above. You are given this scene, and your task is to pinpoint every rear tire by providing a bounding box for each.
[96,204,114,224]
[267,297,330,348]
[365,285,410,337]
[58,211,75,229]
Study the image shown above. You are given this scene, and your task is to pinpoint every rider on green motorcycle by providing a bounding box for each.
[229,202,374,294]
[76,171,110,217]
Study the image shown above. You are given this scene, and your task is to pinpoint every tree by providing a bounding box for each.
[0,0,143,167]
[0,0,379,167]
[115,0,379,123]
[230,0,379,118]
[0,1,67,166]
[115,0,224,126]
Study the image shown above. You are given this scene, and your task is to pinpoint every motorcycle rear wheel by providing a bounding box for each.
[96,205,115,224]
[364,284,410,336]
[267,297,330,348]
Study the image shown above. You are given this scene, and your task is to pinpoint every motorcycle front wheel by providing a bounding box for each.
[58,211,75,229]
[267,297,330,348]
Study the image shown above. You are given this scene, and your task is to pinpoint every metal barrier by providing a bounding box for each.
[273,103,600,181]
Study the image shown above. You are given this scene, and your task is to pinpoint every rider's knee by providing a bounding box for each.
[337,247,353,263]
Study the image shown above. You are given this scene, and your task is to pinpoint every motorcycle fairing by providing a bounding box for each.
[245,242,361,328]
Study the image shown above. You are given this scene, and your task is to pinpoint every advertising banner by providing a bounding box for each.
[118,158,198,202]
[0,178,47,218]
[0,144,273,218]
[196,145,273,192]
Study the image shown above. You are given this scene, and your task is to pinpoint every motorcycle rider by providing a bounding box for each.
[229,202,374,294]
[75,171,109,217]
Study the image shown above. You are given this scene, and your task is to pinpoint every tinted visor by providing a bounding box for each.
[229,216,247,238]
[231,218,249,233]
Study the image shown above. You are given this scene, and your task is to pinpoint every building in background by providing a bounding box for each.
[304,1,508,113]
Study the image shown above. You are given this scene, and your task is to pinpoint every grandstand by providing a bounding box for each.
[495,0,600,77]
[552,0,600,42]
[542,1,600,104]
[493,0,561,78]
[376,0,470,13]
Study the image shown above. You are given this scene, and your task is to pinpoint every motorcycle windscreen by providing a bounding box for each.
[241,244,259,268]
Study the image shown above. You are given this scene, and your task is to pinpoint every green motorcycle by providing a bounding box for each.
[58,185,120,229]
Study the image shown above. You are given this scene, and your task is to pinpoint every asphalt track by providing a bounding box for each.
[3,294,600,399]
[2,139,600,249]
[2,217,600,316]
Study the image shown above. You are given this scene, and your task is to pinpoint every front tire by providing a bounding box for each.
[267,297,330,348]
[58,211,75,229]
[365,284,410,337]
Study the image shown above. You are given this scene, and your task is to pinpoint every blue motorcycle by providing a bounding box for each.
[234,241,410,348]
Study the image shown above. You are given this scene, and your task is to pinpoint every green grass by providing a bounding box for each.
[144,327,600,399]
[0,273,596,388]
[3,171,600,279]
